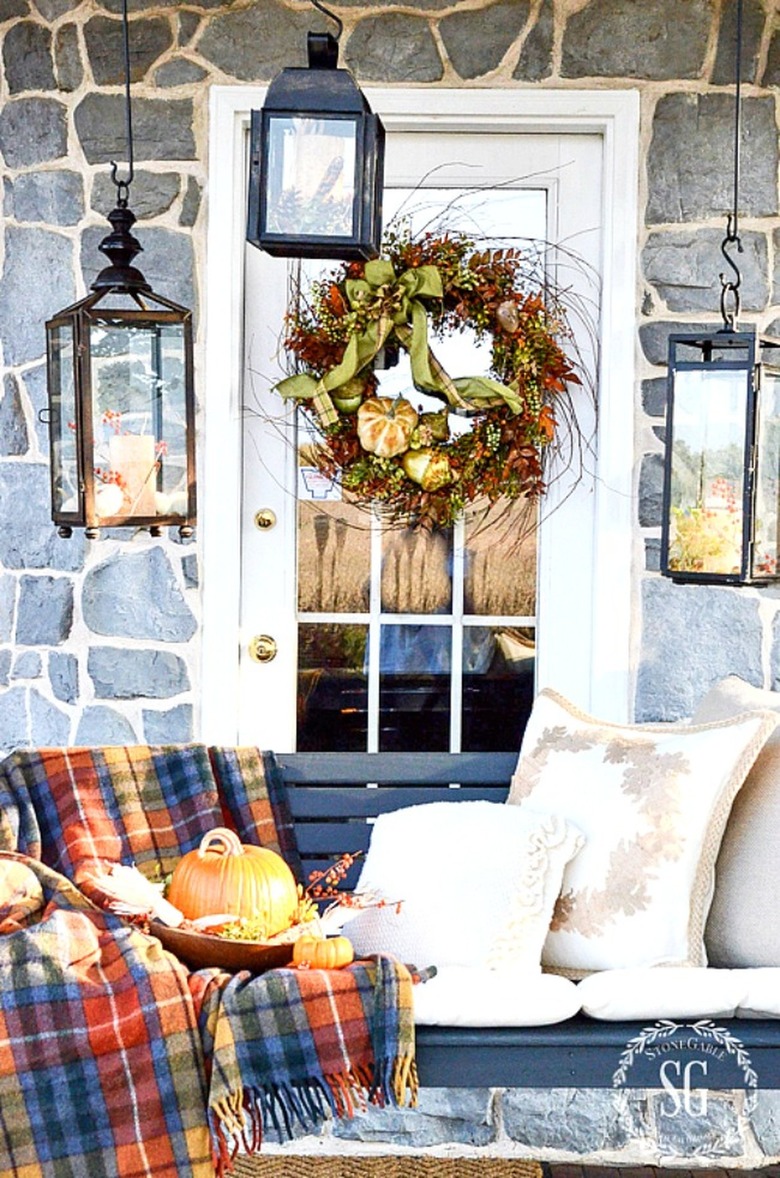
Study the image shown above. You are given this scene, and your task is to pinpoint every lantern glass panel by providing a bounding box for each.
[48,322,79,516]
[666,366,748,577]
[88,318,189,521]
[753,367,780,579]
[266,114,357,238]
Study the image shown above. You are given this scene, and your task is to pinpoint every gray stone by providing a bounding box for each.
[639,321,713,367]
[646,94,778,224]
[196,2,313,79]
[29,688,70,746]
[80,225,195,321]
[334,1087,494,1146]
[181,553,198,588]
[32,0,74,19]
[22,364,50,456]
[6,171,84,226]
[178,10,201,44]
[765,26,780,86]
[82,548,196,642]
[0,226,75,367]
[750,1089,780,1153]
[88,646,190,699]
[0,0,29,17]
[513,0,553,81]
[154,58,208,87]
[74,705,136,745]
[3,21,55,93]
[0,651,11,687]
[54,24,83,91]
[142,703,193,742]
[643,229,769,314]
[84,15,174,85]
[0,97,67,168]
[645,537,662,572]
[768,614,780,691]
[12,652,41,679]
[502,1087,634,1151]
[638,452,664,527]
[0,376,29,457]
[635,577,763,721]
[561,0,711,80]
[772,229,780,306]
[440,1,529,79]
[0,464,85,572]
[652,1092,742,1157]
[0,687,29,754]
[49,651,78,704]
[75,95,195,164]
[0,575,15,642]
[91,170,180,220]
[179,176,201,228]
[642,377,667,419]
[712,0,763,85]
[16,575,73,646]
[344,15,443,82]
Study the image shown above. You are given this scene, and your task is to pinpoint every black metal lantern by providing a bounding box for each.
[660,0,780,584]
[247,2,384,260]
[45,0,195,540]
[661,331,780,583]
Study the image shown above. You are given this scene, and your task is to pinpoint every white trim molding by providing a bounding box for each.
[201,86,640,743]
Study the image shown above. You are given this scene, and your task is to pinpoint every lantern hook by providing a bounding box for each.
[309,0,343,41]
[109,0,135,204]
[718,0,744,332]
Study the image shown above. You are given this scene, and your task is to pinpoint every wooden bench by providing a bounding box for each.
[273,750,780,1093]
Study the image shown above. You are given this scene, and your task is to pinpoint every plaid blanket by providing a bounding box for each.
[0,745,418,1174]
[202,954,417,1174]
[0,851,214,1177]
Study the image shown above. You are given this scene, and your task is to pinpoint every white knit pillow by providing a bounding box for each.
[507,688,775,976]
[346,800,583,972]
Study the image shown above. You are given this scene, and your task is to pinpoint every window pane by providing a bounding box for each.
[298,500,370,612]
[464,499,538,616]
[379,624,450,751]
[297,623,368,750]
[381,526,452,614]
[461,626,535,751]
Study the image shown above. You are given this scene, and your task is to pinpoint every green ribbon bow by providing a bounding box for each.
[276,258,522,427]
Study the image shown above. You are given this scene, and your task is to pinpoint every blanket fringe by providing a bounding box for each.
[211,1054,418,1174]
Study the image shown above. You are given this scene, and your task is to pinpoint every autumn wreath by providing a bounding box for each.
[276,229,582,529]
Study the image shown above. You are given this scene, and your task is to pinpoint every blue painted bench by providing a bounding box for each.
[271,750,780,1093]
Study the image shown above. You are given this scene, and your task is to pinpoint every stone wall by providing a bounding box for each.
[0,0,779,748]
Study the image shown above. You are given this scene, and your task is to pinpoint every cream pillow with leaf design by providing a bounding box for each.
[507,689,775,977]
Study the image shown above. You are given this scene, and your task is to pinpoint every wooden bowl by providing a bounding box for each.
[150,920,295,973]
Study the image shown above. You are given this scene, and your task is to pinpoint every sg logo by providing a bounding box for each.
[659,1059,708,1117]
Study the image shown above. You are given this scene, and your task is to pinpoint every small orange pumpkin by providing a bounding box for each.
[167,828,298,937]
[292,934,355,970]
[356,396,418,458]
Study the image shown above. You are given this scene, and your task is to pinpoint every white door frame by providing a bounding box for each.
[200,86,640,745]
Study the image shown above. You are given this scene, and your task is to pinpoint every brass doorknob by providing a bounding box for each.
[248,634,277,663]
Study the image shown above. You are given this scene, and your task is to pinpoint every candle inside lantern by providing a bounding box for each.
[109,434,157,515]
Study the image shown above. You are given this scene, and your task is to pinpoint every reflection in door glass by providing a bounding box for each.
[298,499,370,612]
[297,623,368,751]
[462,626,535,751]
[381,527,452,614]
[379,624,451,751]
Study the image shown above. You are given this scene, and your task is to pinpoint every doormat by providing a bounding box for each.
[232,1155,543,1178]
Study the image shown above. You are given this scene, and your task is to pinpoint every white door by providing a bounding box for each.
[201,90,639,747]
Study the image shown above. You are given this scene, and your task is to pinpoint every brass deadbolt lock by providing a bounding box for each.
[254,508,277,531]
[248,634,277,663]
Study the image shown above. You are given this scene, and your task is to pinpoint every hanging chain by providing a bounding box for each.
[719,0,744,330]
[309,0,343,40]
[109,0,135,205]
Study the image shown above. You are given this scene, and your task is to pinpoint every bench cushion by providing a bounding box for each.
[577,966,745,1020]
[507,689,775,976]
[412,967,582,1026]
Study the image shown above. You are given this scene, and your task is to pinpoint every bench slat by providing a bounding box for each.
[287,784,509,819]
[275,751,518,786]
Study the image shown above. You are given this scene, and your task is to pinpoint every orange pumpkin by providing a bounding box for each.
[292,934,355,970]
[167,827,298,936]
[356,397,418,458]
